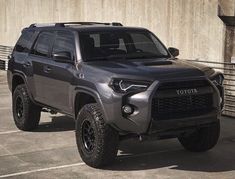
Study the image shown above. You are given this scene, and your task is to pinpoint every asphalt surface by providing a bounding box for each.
[0,72,235,179]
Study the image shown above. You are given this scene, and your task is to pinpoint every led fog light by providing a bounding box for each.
[122,105,134,115]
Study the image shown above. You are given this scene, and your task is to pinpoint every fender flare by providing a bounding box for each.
[73,86,108,122]
[12,71,36,103]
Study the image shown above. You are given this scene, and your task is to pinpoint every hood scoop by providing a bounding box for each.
[143,60,173,66]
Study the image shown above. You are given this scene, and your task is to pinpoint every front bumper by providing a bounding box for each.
[100,78,222,135]
[100,81,159,134]
[149,109,219,134]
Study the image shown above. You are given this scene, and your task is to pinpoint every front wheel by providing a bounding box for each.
[178,120,220,152]
[75,103,119,168]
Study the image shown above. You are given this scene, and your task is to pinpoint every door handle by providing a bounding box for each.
[43,66,52,73]
[23,61,31,68]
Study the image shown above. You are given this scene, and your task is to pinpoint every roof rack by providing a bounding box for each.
[29,22,123,28]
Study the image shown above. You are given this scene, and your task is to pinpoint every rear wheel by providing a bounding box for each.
[13,84,41,131]
[178,120,220,152]
[76,103,119,168]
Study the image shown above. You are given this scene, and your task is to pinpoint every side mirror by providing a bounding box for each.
[168,47,179,57]
[53,51,73,64]
[8,54,12,60]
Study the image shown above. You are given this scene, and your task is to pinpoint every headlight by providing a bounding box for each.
[110,79,151,93]
[210,74,224,86]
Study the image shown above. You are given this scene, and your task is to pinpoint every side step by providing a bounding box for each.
[41,108,57,115]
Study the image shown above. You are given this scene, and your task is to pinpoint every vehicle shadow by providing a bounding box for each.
[34,115,75,132]
[32,115,235,173]
[105,135,235,173]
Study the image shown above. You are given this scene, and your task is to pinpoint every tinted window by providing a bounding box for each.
[52,32,75,60]
[130,33,157,54]
[79,30,169,61]
[33,32,54,57]
[15,31,35,53]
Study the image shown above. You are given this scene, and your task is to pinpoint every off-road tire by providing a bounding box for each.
[13,84,41,131]
[178,121,220,152]
[76,103,119,168]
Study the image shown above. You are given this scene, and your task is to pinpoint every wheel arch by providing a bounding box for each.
[73,88,105,120]
[12,73,27,93]
[11,72,36,104]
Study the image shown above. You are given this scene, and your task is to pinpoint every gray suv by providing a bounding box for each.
[7,22,224,168]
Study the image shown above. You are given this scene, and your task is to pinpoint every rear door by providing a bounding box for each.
[29,31,55,103]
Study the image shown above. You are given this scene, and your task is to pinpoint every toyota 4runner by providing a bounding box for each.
[7,22,224,168]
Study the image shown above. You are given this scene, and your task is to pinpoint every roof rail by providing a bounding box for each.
[29,23,56,28]
[29,22,123,28]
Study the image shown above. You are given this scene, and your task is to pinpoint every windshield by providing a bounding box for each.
[79,30,170,61]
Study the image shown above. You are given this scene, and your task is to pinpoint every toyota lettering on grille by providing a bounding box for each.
[176,88,198,95]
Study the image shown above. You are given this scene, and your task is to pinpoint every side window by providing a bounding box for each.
[52,32,75,60]
[33,32,54,57]
[90,34,100,47]
[118,39,127,52]
[15,31,35,53]
[150,34,168,56]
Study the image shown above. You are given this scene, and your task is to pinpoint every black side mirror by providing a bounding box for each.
[8,54,12,60]
[53,51,73,64]
[168,47,179,57]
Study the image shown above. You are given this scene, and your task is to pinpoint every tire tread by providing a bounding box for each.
[76,103,119,168]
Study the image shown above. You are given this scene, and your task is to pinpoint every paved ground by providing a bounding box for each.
[0,72,235,179]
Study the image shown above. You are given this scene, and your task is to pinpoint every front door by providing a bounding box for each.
[42,31,76,113]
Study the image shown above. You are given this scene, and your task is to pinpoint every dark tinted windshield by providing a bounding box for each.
[79,30,169,61]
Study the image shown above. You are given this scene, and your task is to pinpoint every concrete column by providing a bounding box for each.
[218,0,235,62]
[224,27,235,62]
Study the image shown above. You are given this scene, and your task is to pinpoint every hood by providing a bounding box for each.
[85,58,214,81]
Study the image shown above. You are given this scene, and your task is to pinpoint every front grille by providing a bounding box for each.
[152,79,214,120]
[152,93,213,120]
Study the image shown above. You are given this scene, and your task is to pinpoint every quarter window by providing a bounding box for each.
[15,31,35,53]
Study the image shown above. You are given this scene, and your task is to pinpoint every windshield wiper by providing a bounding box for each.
[86,55,126,61]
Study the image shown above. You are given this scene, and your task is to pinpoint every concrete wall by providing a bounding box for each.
[0,0,226,61]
